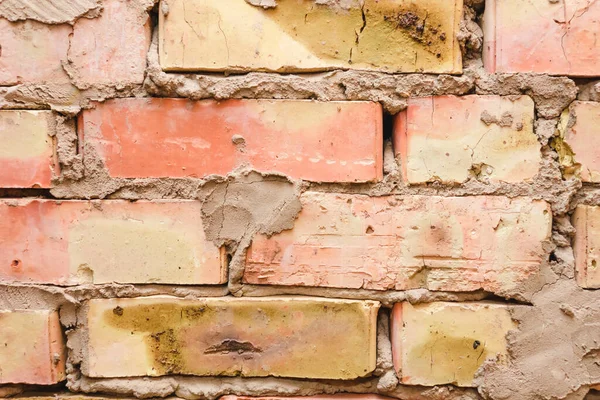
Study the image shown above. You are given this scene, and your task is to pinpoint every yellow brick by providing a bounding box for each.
[159,0,462,73]
[395,95,540,184]
[391,302,516,387]
[86,296,379,379]
[0,310,66,384]
[572,205,600,289]
[0,110,56,188]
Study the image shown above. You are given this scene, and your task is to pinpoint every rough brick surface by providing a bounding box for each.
[222,396,396,400]
[80,98,383,182]
[0,200,225,285]
[85,296,379,379]
[2,0,600,396]
[0,0,149,87]
[391,302,515,387]
[394,95,540,184]
[0,111,57,188]
[572,205,600,289]
[245,193,551,294]
[158,0,462,74]
[0,20,71,85]
[484,0,600,76]
[0,310,66,384]
[67,0,151,87]
[557,101,600,182]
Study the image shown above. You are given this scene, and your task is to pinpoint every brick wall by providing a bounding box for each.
[0,1,599,400]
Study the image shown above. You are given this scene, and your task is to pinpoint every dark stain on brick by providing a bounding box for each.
[204,339,262,354]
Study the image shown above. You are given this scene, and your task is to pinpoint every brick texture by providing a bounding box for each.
[0,19,71,85]
[0,310,66,384]
[2,0,599,396]
[0,110,57,188]
[85,296,379,379]
[80,98,383,182]
[484,0,600,76]
[245,192,551,294]
[557,101,600,182]
[159,0,462,73]
[391,302,515,387]
[222,396,396,400]
[67,0,151,87]
[394,95,540,184]
[572,205,600,289]
[0,200,225,285]
[0,0,149,86]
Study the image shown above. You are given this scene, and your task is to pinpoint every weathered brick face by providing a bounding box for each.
[391,302,515,387]
[1,0,599,399]
[85,296,379,379]
[80,99,383,182]
[0,111,57,188]
[0,0,149,87]
[484,0,600,76]
[245,192,551,294]
[159,0,463,73]
[557,101,600,182]
[0,200,225,285]
[572,205,600,289]
[0,310,66,384]
[394,95,540,184]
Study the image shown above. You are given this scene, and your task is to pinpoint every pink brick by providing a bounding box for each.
[484,0,600,76]
[559,101,600,182]
[245,193,551,294]
[394,95,540,184]
[221,396,396,400]
[68,0,151,87]
[80,98,383,182]
[0,199,225,285]
[0,310,66,384]
[0,19,71,85]
[572,205,600,289]
[0,111,57,188]
[0,0,149,86]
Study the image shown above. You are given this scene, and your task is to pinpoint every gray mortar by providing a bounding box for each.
[1,0,600,399]
[0,0,102,24]
[244,0,277,9]
[578,81,600,102]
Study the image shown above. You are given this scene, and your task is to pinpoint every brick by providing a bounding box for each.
[483,0,600,76]
[572,205,600,289]
[68,0,151,87]
[85,296,379,379]
[13,395,143,400]
[394,95,540,184]
[0,200,225,285]
[80,98,383,182]
[0,0,149,86]
[390,302,515,387]
[13,396,147,400]
[557,101,600,182]
[0,111,57,188]
[221,396,395,400]
[158,0,462,74]
[0,310,66,384]
[0,19,71,85]
[245,193,551,294]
